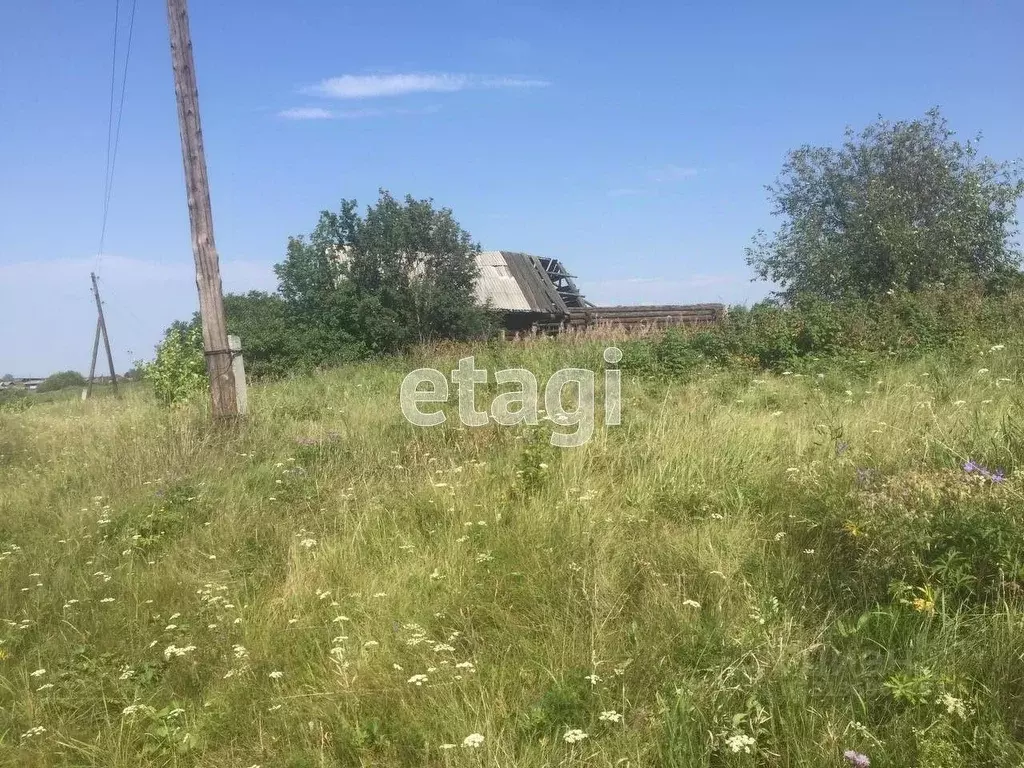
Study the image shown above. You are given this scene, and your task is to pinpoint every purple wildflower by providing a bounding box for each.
[963,460,1007,483]
[843,750,870,767]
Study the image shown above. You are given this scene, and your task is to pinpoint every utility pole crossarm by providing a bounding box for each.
[165,0,238,418]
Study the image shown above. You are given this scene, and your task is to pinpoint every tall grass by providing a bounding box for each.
[1,340,1023,766]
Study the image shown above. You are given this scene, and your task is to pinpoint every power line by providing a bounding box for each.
[96,0,120,273]
[95,0,139,275]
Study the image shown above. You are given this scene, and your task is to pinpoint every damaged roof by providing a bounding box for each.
[474,251,570,315]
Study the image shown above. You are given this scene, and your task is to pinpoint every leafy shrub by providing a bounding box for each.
[0,388,30,411]
[141,325,206,406]
[619,285,1024,384]
[655,328,704,378]
[37,370,86,393]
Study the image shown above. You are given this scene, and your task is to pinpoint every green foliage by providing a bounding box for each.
[275,189,489,357]
[37,370,86,393]
[0,388,29,411]
[748,108,1024,302]
[141,324,206,406]
[151,190,491,381]
[510,427,557,500]
[621,285,1024,378]
[135,704,204,758]
[522,674,593,741]
[222,291,364,378]
[655,328,704,378]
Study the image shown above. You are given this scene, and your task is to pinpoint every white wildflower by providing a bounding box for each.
[563,728,588,743]
[163,644,196,660]
[599,710,622,723]
[938,692,969,719]
[462,733,485,748]
[725,733,756,753]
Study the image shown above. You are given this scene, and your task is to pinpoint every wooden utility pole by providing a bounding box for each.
[85,272,119,398]
[85,318,101,398]
[165,0,238,418]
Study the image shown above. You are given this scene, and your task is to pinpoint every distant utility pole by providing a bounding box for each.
[165,0,239,418]
[85,272,118,398]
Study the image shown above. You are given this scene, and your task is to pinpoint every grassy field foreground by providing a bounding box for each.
[2,340,1024,767]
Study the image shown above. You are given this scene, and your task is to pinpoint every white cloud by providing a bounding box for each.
[277,105,441,120]
[278,107,336,120]
[302,72,549,99]
[647,164,700,182]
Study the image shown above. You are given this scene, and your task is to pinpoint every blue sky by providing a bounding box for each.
[2,0,1022,376]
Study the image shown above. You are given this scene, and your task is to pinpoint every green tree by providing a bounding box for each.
[37,370,87,393]
[747,108,1024,302]
[152,191,489,380]
[276,190,488,354]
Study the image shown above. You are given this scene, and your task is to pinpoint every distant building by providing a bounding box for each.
[475,251,725,332]
[332,246,724,333]
[2,378,45,391]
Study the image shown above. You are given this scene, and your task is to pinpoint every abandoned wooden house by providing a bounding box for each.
[473,250,725,332]
[332,246,725,332]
